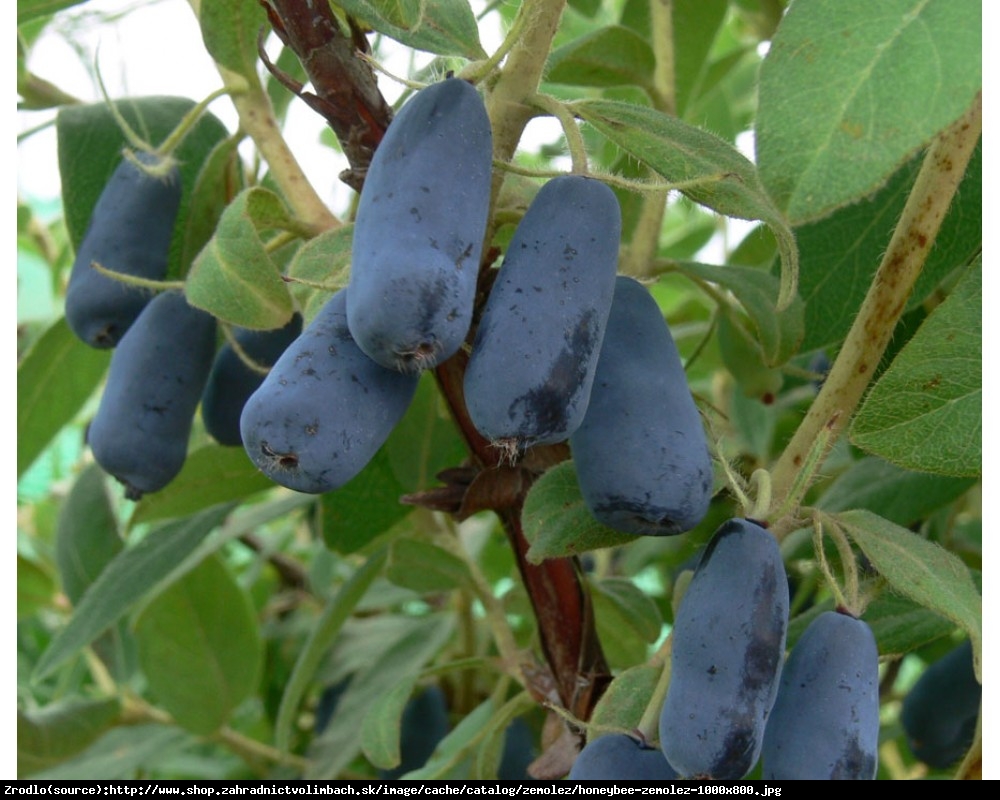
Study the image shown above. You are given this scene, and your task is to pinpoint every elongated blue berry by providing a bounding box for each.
[464,175,620,453]
[659,518,789,778]
[66,151,181,348]
[347,77,492,373]
[570,276,712,535]
[240,290,418,494]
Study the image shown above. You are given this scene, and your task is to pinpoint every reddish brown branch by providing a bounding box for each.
[261,0,393,191]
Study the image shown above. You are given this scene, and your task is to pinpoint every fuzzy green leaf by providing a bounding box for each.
[185,187,296,329]
[547,26,656,90]
[339,0,484,58]
[850,262,981,477]
[756,0,982,224]
[197,0,268,79]
[522,461,637,563]
[837,509,981,679]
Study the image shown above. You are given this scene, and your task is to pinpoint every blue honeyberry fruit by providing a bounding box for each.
[568,734,679,780]
[659,518,789,778]
[201,313,303,446]
[66,151,182,348]
[901,639,979,770]
[347,77,492,373]
[570,276,713,536]
[87,290,217,500]
[463,175,620,454]
[240,289,418,494]
[761,610,880,780]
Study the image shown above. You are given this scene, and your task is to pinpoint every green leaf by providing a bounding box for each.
[522,461,637,563]
[547,26,656,90]
[185,187,296,329]
[17,317,110,478]
[29,724,191,780]
[589,663,660,734]
[306,614,454,778]
[796,145,981,352]
[57,97,230,278]
[17,0,90,25]
[816,456,975,526]
[129,445,278,526]
[286,225,353,323]
[338,0,485,58]
[276,548,387,753]
[133,554,262,735]
[55,464,122,604]
[574,99,798,309]
[360,677,419,770]
[18,555,55,619]
[836,509,981,680]
[672,0,729,118]
[673,262,804,367]
[590,577,663,667]
[197,0,268,79]
[33,505,231,681]
[18,697,122,777]
[386,538,471,593]
[340,0,424,30]
[850,262,981,477]
[179,133,244,274]
[756,0,982,224]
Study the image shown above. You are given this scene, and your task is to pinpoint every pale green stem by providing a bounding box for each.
[768,93,982,523]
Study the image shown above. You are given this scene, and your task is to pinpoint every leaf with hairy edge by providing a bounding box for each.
[286,225,353,324]
[756,0,981,224]
[129,445,278,526]
[522,461,636,564]
[17,318,110,478]
[673,262,804,366]
[339,0,485,59]
[185,187,296,329]
[18,698,122,777]
[547,26,656,91]
[589,663,661,734]
[276,548,387,753]
[197,0,268,79]
[574,99,798,310]
[339,0,424,31]
[850,262,981,477]
[133,555,262,735]
[33,505,231,681]
[836,509,981,680]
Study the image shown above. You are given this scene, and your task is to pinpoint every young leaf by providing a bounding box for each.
[589,663,661,734]
[133,554,262,735]
[17,318,110,478]
[850,262,981,477]
[521,461,637,563]
[33,505,232,681]
[574,99,798,309]
[185,187,296,329]
[756,0,982,224]
[286,225,353,323]
[837,509,981,679]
